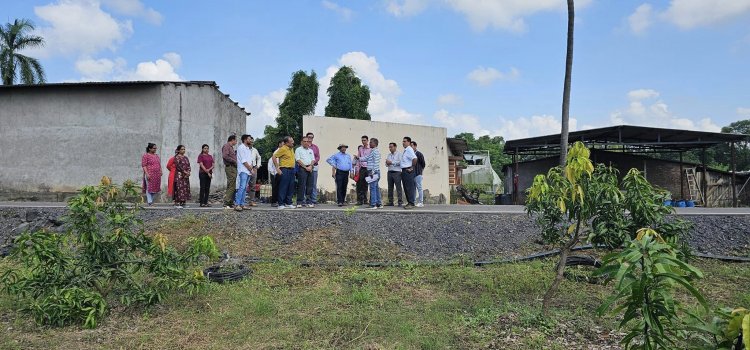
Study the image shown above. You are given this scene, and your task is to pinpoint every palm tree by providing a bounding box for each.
[1,19,46,85]
[559,0,574,166]
[543,0,575,314]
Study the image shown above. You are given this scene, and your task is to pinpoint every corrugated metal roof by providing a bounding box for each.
[0,80,217,88]
[0,80,250,115]
[505,125,748,154]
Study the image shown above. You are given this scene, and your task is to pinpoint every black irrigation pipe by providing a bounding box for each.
[232,244,750,269]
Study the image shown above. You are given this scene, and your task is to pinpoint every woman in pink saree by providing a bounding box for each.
[141,143,162,206]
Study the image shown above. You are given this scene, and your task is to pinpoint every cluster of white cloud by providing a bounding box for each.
[385,0,592,32]
[467,66,519,86]
[246,89,287,138]
[610,89,720,131]
[317,51,422,124]
[627,0,750,34]
[436,93,462,106]
[433,88,727,140]
[75,52,182,81]
[28,0,181,81]
[321,0,354,21]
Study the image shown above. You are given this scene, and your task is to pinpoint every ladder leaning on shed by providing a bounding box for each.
[685,168,703,206]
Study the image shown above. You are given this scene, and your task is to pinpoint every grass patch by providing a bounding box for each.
[4,257,746,349]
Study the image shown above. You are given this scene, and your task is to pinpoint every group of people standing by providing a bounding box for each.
[141,143,216,208]
[326,135,426,209]
[140,132,427,210]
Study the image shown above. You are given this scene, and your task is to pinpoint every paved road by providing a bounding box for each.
[1,202,748,215]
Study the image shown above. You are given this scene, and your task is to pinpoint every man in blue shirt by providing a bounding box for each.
[327,144,353,206]
[400,136,418,209]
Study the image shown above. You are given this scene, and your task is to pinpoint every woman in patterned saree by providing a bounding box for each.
[141,143,162,206]
[173,145,191,208]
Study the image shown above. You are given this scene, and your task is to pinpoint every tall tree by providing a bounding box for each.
[255,70,318,163]
[325,66,371,120]
[559,0,574,166]
[1,19,46,85]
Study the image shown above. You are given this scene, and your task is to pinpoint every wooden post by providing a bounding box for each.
[701,148,708,207]
[679,152,684,200]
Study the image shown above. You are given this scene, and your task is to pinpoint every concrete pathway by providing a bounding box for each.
[1,202,748,215]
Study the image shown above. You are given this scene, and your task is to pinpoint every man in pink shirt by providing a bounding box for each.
[305,132,321,205]
[355,135,371,205]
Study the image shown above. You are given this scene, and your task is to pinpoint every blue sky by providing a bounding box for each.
[7,0,750,140]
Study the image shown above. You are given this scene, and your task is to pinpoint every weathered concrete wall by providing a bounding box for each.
[0,84,162,199]
[0,82,246,202]
[303,116,450,203]
[159,83,245,201]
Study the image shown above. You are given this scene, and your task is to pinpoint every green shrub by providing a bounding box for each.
[0,177,218,328]
[595,229,707,349]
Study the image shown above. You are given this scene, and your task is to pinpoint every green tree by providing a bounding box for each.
[325,66,370,120]
[255,70,318,162]
[1,19,46,85]
[453,132,511,176]
[714,119,750,171]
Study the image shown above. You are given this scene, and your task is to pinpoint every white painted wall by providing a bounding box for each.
[302,116,450,203]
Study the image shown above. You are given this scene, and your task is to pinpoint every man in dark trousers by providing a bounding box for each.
[327,144,353,206]
[355,135,371,205]
[400,136,418,209]
[411,141,426,207]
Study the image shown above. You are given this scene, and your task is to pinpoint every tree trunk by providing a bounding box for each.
[559,0,575,166]
[542,233,579,313]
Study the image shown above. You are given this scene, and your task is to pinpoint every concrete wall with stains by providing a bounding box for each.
[302,116,450,204]
[0,82,246,201]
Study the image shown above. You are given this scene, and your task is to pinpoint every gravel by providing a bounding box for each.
[1,207,749,260]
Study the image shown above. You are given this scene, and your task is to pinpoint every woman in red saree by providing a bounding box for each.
[173,145,191,208]
[141,143,162,206]
[166,152,177,199]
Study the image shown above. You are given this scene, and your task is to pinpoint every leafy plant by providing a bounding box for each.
[595,229,707,349]
[526,142,691,313]
[0,177,217,328]
[691,307,750,349]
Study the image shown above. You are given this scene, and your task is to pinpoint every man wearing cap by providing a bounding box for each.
[327,144,353,207]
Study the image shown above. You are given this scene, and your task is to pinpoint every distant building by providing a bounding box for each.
[504,125,749,207]
[0,81,248,201]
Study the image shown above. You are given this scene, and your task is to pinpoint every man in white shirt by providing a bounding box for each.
[400,136,418,209]
[245,136,262,206]
[269,139,283,205]
[385,142,404,206]
[233,134,254,211]
[295,136,316,207]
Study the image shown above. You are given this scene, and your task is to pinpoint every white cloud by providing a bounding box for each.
[317,51,422,124]
[31,0,133,57]
[247,89,286,138]
[437,93,463,106]
[385,0,430,17]
[161,52,182,69]
[628,3,653,35]
[75,53,183,81]
[627,88,659,101]
[610,89,720,131]
[322,0,354,20]
[101,0,162,24]
[75,56,126,80]
[496,114,577,140]
[434,109,489,136]
[467,66,519,86]
[661,0,750,29]
[386,0,592,32]
[738,107,750,118]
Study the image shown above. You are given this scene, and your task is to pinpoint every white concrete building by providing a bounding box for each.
[0,81,248,201]
[303,116,451,203]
